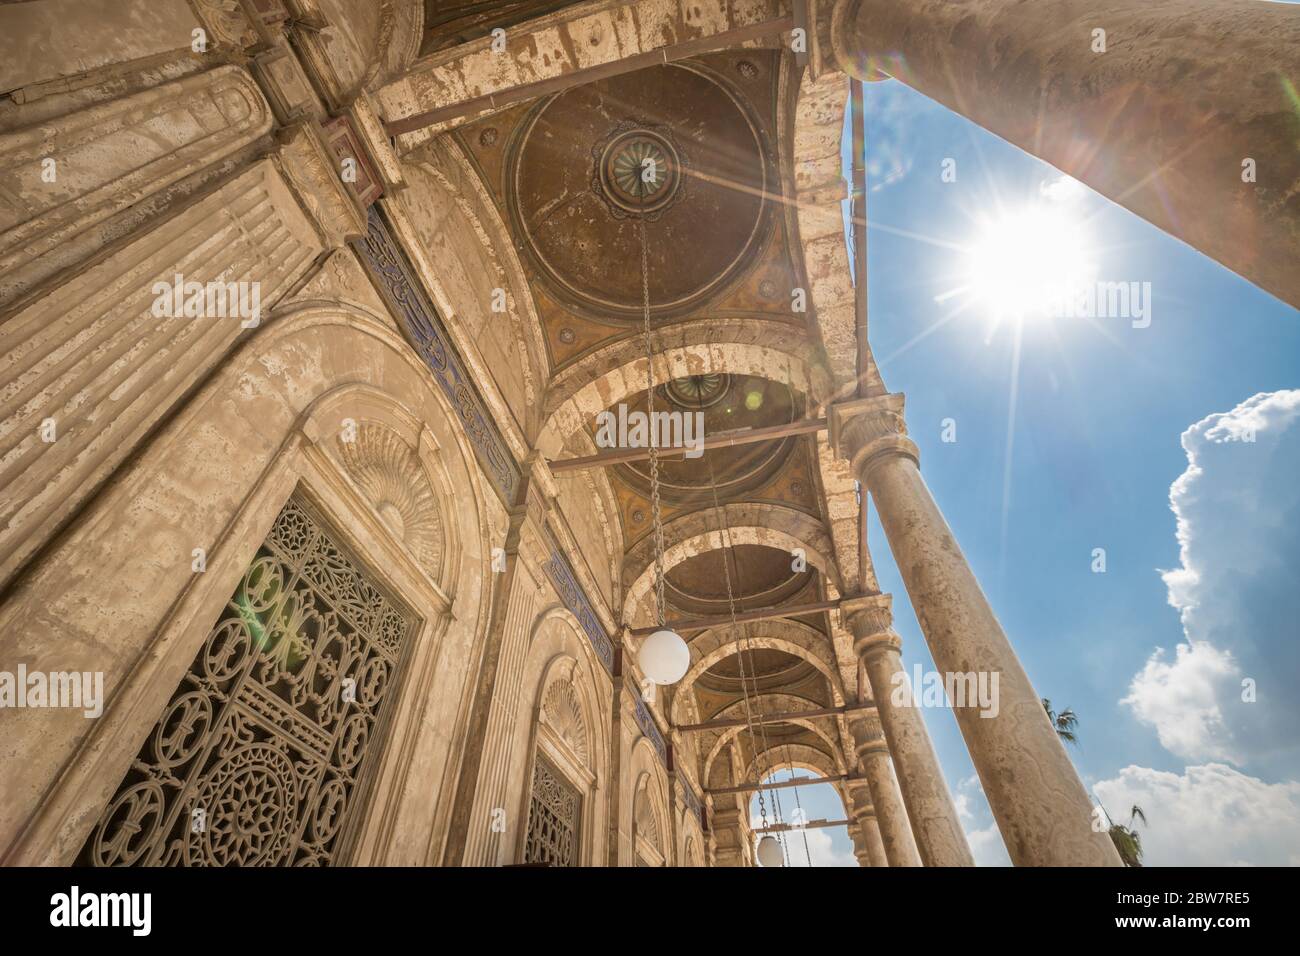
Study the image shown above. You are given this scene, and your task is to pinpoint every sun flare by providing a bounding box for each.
[959,191,1098,326]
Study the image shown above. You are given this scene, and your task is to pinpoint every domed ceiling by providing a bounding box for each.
[451,47,841,751]
[454,49,802,369]
[507,62,770,320]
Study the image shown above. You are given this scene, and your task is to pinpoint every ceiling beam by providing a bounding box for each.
[386,17,795,137]
[752,818,851,835]
[706,774,866,797]
[548,417,827,473]
[675,703,870,734]
[628,598,840,638]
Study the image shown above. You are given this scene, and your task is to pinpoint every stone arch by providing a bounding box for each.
[309,389,464,596]
[683,832,704,868]
[628,744,670,867]
[538,657,594,771]
[748,743,844,785]
[623,503,839,625]
[0,302,496,865]
[672,619,846,726]
[538,320,833,457]
[505,607,610,868]
[699,692,845,784]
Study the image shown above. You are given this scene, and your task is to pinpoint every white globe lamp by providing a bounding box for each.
[638,628,689,685]
[756,835,784,868]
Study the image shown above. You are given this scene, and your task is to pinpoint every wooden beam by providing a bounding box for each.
[675,703,869,734]
[548,417,827,473]
[706,775,865,797]
[386,17,795,136]
[753,818,851,835]
[629,598,840,638]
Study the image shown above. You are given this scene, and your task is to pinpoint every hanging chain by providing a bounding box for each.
[787,741,813,867]
[705,452,787,846]
[639,181,668,628]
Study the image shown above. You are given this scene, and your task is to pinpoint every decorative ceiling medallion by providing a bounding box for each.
[665,373,730,409]
[593,124,685,220]
[506,64,770,322]
[558,327,576,344]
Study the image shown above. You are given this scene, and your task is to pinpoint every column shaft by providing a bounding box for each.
[834,0,1300,308]
[853,627,973,866]
[839,396,1120,865]
[848,716,922,866]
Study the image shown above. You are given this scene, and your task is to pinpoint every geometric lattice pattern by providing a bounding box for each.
[78,495,413,867]
[523,753,581,867]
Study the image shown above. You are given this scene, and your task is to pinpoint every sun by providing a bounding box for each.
[958,189,1097,327]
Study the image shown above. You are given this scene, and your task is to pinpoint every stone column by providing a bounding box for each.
[845,782,889,868]
[845,711,922,866]
[832,394,1121,866]
[830,0,1300,309]
[844,596,973,867]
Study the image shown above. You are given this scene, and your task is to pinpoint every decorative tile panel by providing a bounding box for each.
[352,206,521,504]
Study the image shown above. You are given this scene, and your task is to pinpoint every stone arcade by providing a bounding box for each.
[0,0,1295,867]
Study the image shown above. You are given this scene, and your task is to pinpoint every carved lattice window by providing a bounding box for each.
[78,495,414,867]
[523,754,581,867]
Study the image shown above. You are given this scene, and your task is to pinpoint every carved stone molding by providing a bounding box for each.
[189,0,261,49]
[828,392,919,485]
[0,65,274,308]
[0,158,321,590]
[250,43,323,124]
[849,711,888,757]
[841,592,897,656]
[541,676,590,767]
[321,114,384,208]
[335,421,445,572]
[633,784,662,854]
[275,119,368,247]
[350,206,523,504]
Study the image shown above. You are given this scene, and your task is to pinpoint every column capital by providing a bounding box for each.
[828,393,919,486]
[847,709,888,758]
[841,593,903,661]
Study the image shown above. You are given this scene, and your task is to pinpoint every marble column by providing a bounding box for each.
[845,711,922,867]
[831,394,1121,866]
[845,782,889,868]
[844,596,973,866]
[830,0,1300,309]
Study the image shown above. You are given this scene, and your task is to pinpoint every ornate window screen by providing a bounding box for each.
[523,754,581,867]
[78,495,415,867]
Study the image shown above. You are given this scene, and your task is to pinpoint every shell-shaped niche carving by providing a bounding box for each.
[633,785,661,851]
[335,422,444,571]
[542,678,589,767]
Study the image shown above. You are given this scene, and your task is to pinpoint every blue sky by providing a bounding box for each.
[755,69,1300,866]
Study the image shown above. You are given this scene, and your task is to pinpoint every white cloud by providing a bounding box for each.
[1093,764,1300,866]
[1039,174,1085,204]
[1122,390,1300,772]
[956,775,1012,866]
[799,826,857,868]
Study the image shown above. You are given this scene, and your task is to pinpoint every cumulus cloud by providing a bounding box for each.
[1093,764,1300,866]
[1122,390,1300,773]
[956,775,1012,866]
